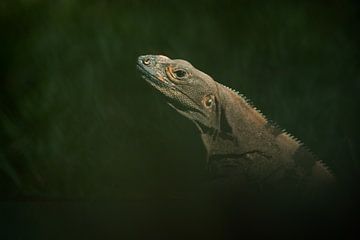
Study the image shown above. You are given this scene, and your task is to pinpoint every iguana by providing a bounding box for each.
[137,54,335,193]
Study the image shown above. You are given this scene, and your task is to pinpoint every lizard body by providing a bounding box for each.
[137,55,335,193]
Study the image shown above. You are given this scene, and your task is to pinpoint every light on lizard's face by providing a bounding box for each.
[137,54,220,133]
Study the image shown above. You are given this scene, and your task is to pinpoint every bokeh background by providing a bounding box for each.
[0,0,359,238]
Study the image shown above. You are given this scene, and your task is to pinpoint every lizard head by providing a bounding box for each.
[137,54,222,134]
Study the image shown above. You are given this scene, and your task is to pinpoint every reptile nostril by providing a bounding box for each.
[142,58,151,65]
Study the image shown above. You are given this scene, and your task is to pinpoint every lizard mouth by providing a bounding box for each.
[136,63,175,88]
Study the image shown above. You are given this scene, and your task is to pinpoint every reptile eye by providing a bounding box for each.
[203,95,215,108]
[173,69,187,79]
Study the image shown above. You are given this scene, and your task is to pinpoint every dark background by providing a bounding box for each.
[0,0,359,239]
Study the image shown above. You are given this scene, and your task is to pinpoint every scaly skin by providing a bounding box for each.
[137,54,335,193]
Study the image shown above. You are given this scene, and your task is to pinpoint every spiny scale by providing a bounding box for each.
[224,83,334,174]
[220,83,268,121]
[283,131,303,145]
[222,83,302,140]
[221,82,324,156]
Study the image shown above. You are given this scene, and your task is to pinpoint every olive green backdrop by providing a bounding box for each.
[1,0,359,200]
